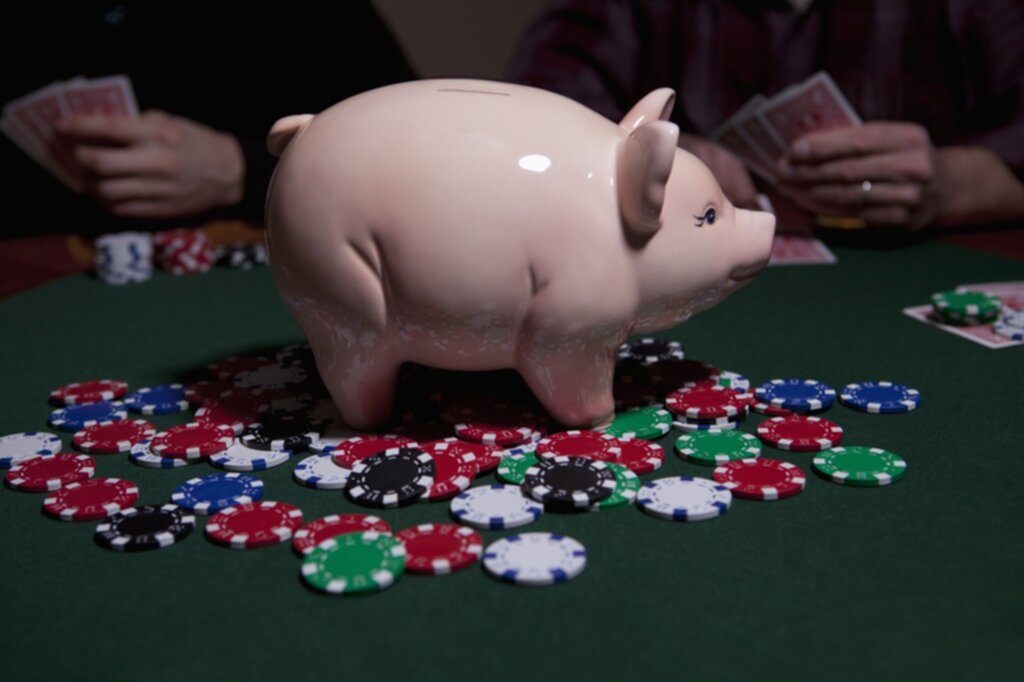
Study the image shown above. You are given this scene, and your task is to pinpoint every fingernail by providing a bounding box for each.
[791,141,810,159]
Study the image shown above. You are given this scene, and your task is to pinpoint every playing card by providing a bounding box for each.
[61,75,138,117]
[767,233,837,266]
[713,97,777,182]
[736,95,787,161]
[902,305,1023,350]
[757,72,861,150]
[955,282,1024,311]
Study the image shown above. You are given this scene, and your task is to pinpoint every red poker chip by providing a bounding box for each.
[425,437,504,474]
[207,355,275,380]
[421,442,480,499]
[396,523,484,575]
[42,477,139,521]
[150,422,235,459]
[613,438,664,475]
[6,454,95,492]
[665,386,746,419]
[646,359,720,388]
[331,435,418,468]
[50,379,129,406]
[184,380,233,406]
[194,389,272,435]
[292,513,392,556]
[72,419,156,454]
[205,501,303,549]
[713,458,806,500]
[445,401,545,447]
[756,415,844,452]
[536,430,621,462]
[751,400,794,417]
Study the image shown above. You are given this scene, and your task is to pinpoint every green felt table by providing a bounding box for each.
[1,240,1022,682]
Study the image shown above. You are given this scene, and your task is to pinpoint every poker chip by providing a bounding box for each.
[750,400,794,417]
[617,337,685,364]
[276,342,315,368]
[194,389,272,435]
[602,406,672,440]
[713,371,751,392]
[344,447,434,508]
[150,422,235,459]
[306,421,363,454]
[171,472,264,514]
[207,355,274,380]
[813,446,907,487]
[240,413,319,451]
[496,451,540,485]
[301,531,406,594]
[396,523,484,575]
[647,359,720,387]
[42,477,139,521]
[451,401,545,447]
[675,430,761,466]
[665,386,746,419]
[522,456,617,509]
[95,504,195,552]
[6,453,95,492]
[422,443,479,501]
[49,379,128,405]
[427,437,503,475]
[73,419,155,454]
[839,382,921,414]
[596,463,641,509]
[754,379,836,412]
[757,415,844,452]
[0,431,62,468]
[95,231,153,284]
[292,454,351,490]
[482,532,587,587]
[931,290,1002,325]
[637,476,732,521]
[449,484,544,530]
[994,309,1024,341]
[536,430,621,462]
[713,458,807,501]
[48,401,128,432]
[205,501,303,549]
[673,419,742,433]
[612,438,664,474]
[128,439,192,469]
[210,441,292,471]
[123,384,189,415]
[184,380,233,406]
[292,513,392,556]
[331,435,418,468]
[234,363,308,390]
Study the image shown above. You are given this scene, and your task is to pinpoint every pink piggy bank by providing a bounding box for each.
[265,79,775,430]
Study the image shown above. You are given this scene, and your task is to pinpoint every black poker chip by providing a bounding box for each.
[94,504,195,552]
[344,447,435,508]
[216,242,268,270]
[240,413,319,451]
[522,456,617,509]
[617,338,685,365]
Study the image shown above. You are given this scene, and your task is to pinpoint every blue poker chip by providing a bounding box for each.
[449,484,544,530]
[839,381,921,414]
[754,379,836,412]
[170,472,264,515]
[48,401,128,432]
[123,384,189,415]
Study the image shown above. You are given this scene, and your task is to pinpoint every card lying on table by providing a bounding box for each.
[903,281,1024,350]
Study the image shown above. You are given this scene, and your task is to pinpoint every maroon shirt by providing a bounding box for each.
[507,0,1024,177]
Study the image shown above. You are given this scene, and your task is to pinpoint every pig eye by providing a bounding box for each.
[693,207,716,227]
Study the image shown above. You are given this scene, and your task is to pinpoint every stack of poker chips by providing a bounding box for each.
[94,232,154,285]
[214,241,269,270]
[664,384,751,432]
[155,228,215,275]
[930,289,1003,326]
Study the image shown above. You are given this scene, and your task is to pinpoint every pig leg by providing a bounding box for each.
[321,350,402,430]
[516,337,618,428]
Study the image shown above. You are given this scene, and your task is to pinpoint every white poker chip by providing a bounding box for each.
[0,432,62,468]
[307,421,363,454]
[210,442,292,472]
[128,439,191,469]
[636,476,732,522]
[449,484,543,530]
[233,363,308,390]
[293,454,351,490]
[482,532,587,586]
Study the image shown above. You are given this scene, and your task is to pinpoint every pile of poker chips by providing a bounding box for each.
[94,232,154,285]
[0,337,922,595]
[155,228,216,275]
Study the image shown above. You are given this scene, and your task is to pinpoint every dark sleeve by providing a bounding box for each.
[505,0,643,122]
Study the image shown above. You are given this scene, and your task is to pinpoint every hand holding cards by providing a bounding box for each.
[2,75,138,190]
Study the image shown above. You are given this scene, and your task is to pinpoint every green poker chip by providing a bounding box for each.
[496,452,539,485]
[594,463,641,509]
[300,530,405,595]
[931,290,1001,325]
[812,446,907,487]
[604,406,672,440]
[674,430,761,466]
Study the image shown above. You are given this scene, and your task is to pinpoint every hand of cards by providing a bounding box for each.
[713,72,861,184]
[1,75,138,190]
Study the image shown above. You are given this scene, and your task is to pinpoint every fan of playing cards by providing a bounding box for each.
[1,75,138,190]
[713,72,861,183]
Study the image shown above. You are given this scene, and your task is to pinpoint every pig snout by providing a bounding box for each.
[729,207,776,282]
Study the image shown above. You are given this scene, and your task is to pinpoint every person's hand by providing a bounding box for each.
[777,122,945,230]
[55,111,245,219]
[678,133,759,208]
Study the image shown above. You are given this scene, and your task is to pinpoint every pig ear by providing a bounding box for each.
[617,120,679,237]
[619,88,676,132]
[267,114,315,157]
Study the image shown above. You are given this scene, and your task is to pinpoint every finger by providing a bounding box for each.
[55,115,160,146]
[73,145,168,178]
[860,206,912,226]
[798,182,924,209]
[778,187,914,227]
[789,122,929,163]
[106,200,179,219]
[95,177,174,203]
[780,150,933,184]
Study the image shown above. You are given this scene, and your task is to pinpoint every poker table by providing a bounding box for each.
[1,238,1022,682]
